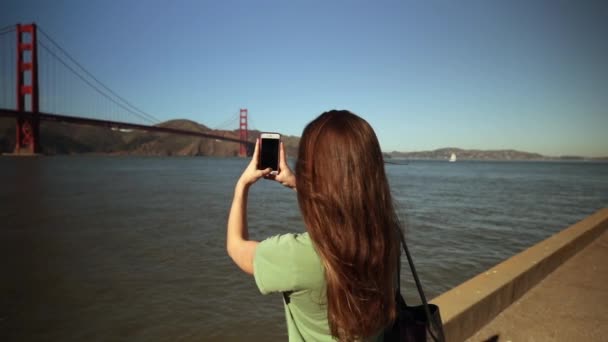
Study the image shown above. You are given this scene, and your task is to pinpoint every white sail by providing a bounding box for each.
[449,153,457,162]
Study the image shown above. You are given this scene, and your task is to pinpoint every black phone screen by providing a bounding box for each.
[260,138,279,171]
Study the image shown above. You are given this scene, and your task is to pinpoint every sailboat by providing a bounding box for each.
[449,153,457,162]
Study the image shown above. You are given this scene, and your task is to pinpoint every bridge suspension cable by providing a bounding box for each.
[247,116,258,132]
[0,26,16,35]
[37,40,156,124]
[36,27,160,124]
[212,112,240,130]
[0,26,16,109]
[17,25,156,125]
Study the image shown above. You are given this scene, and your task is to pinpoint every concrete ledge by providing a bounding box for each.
[431,208,608,342]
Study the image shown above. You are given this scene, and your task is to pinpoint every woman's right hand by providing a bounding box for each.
[237,138,272,189]
[274,142,297,191]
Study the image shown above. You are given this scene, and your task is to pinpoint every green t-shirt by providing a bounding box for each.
[253,233,384,342]
[254,233,331,342]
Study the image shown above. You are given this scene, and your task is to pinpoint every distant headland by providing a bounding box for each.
[1,118,605,160]
[385,148,607,161]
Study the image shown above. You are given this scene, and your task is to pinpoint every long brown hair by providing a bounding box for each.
[296,110,400,341]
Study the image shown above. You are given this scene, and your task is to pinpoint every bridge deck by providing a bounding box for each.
[0,108,254,148]
[467,230,608,342]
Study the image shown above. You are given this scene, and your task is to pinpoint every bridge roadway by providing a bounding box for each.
[0,108,254,148]
[467,229,607,341]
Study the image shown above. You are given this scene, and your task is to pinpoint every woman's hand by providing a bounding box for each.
[274,142,297,191]
[237,139,272,189]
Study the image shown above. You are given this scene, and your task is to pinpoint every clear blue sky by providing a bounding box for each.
[2,0,607,156]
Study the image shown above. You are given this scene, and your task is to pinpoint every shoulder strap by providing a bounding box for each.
[396,227,445,342]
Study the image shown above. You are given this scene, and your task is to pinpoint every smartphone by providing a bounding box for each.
[259,132,281,175]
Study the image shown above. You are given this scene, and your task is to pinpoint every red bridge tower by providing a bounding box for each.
[239,108,248,157]
[14,23,40,155]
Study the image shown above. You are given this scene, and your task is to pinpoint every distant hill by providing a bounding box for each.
[387,148,607,161]
[388,147,546,161]
[0,118,300,157]
[1,118,604,160]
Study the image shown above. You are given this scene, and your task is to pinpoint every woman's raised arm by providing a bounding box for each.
[226,139,271,274]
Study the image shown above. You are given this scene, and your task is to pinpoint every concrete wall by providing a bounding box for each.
[431,208,608,342]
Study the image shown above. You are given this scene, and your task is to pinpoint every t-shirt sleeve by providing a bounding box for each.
[253,233,305,295]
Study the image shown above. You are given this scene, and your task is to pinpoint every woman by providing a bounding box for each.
[227,110,401,341]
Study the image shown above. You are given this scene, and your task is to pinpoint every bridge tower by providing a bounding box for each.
[239,108,248,157]
[14,23,40,155]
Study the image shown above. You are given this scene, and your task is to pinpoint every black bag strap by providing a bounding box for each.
[396,227,445,342]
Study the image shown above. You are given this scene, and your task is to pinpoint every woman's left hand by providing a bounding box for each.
[237,138,272,188]
[273,141,296,190]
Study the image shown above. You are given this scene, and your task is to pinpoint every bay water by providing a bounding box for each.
[1,157,607,341]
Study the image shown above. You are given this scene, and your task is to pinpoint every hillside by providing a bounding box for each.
[0,118,300,157]
[1,118,604,160]
[388,147,546,161]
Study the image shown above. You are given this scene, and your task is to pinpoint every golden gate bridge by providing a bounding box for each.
[0,23,254,156]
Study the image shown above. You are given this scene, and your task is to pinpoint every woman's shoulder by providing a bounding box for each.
[254,232,324,293]
[258,232,318,261]
[263,232,312,244]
